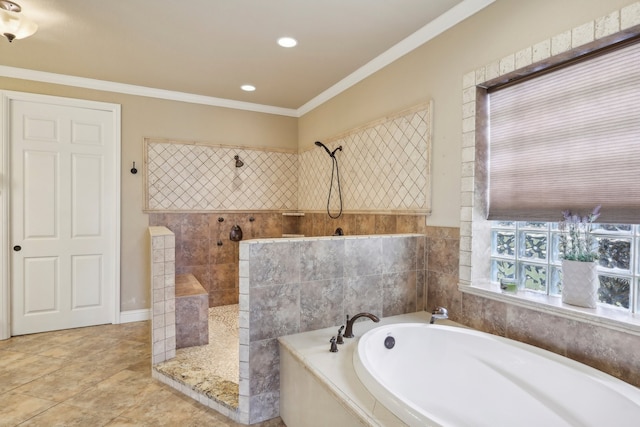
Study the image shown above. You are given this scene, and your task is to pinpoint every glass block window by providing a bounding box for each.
[491,221,638,313]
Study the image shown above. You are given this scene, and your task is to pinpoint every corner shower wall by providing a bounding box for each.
[238,233,426,424]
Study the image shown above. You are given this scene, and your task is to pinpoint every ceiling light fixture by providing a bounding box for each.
[241,84,256,92]
[277,37,297,48]
[0,0,37,42]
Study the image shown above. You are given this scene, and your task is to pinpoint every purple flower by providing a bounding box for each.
[588,204,602,222]
[559,205,601,262]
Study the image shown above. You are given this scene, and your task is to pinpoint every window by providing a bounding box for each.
[490,221,637,313]
[460,15,640,326]
[482,37,640,315]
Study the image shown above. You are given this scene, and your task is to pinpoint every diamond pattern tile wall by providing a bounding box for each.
[145,140,298,211]
[144,102,431,213]
[299,102,432,213]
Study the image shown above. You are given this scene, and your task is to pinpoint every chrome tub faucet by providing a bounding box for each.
[430,306,448,324]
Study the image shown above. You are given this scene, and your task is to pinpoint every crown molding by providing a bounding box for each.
[0,65,299,117]
[297,0,496,116]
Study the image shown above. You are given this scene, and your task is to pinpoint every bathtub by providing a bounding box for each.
[354,323,640,427]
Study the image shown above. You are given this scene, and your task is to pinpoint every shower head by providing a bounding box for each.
[315,141,332,157]
[315,141,342,158]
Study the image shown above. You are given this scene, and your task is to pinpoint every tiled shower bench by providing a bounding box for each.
[175,273,209,349]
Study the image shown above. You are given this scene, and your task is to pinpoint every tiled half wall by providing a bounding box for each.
[143,102,432,214]
[148,226,176,365]
[238,234,426,424]
[148,212,427,308]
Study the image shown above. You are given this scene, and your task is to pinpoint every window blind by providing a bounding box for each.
[488,40,640,224]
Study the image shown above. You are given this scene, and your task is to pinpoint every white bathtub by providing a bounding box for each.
[354,323,640,427]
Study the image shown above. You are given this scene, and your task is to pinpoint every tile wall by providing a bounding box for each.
[148,226,176,365]
[149,212,427,308]
[425,225,640,389]
[238,234,426,424]
[145,139,298,211]
[144,103,432,216]
[298,103,432,213]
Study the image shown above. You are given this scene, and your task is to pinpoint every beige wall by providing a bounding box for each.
[0,77,298,311]
[298,0,634,227]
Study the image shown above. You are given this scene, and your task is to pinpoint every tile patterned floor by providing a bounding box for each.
[0,321,285,426]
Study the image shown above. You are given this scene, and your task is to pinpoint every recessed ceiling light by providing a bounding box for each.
[277,37,297,48]
[241,84,256,92]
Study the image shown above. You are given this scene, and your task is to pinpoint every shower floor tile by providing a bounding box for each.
[154,304,240,408]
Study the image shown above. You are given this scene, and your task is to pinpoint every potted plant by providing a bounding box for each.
[558,205,601,308]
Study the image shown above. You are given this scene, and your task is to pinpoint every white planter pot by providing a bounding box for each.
[561,260,599,308]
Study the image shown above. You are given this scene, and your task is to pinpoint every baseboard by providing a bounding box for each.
[120,308,150,323]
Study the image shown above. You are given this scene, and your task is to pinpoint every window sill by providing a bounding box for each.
[459,281,640,336]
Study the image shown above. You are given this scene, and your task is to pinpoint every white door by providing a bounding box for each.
[9,96,118,335]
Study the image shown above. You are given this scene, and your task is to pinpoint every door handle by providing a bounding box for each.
[13,245,21,252]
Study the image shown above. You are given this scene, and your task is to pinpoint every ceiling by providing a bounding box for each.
[0,0,492,116]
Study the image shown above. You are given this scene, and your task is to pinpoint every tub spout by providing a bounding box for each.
[430,306,448,324]
[344,312,380,338]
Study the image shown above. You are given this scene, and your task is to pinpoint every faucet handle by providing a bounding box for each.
[430,306,449,324]
[336,325,345,344]
[329,336,338,352]
[431,306,448,316]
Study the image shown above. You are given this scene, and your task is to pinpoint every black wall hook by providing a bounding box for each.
[130,162,138,174]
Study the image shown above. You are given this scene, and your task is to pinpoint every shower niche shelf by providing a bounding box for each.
[282,212,304,237]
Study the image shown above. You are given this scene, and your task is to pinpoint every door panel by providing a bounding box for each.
[23,115,59,142]
[24,151,58,239]
[72,154,102,237]
[23,257,58,314]
[71,254,102,309]
[10,98,116,335]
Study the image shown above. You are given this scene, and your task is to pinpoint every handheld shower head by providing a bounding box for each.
[315,141,342,158]
[315,139,344,219]
[315,141,332,157]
